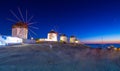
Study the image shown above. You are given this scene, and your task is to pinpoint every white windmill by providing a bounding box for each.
[7,8,39,40]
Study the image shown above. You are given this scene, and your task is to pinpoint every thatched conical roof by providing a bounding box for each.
[12,22,28,28]
[49,30,57,34]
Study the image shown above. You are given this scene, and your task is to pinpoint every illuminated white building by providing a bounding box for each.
[47,30,58,41]
[60,34,67,42]
[75,40,80,43]
[70,36,76,43]
[39,38,48,41]
[12,22,28,39]
[0,35,23,46]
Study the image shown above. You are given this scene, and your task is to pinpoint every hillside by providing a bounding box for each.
[0,42,120,71]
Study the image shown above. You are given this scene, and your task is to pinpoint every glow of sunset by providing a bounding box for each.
[82,35,120,44]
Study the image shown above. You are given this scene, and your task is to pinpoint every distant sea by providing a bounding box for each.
[85,44,120,48]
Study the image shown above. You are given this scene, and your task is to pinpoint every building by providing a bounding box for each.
[75,39,80,43]
[0,35,23,46]
[38,30,58,42]
[12,22,28,39]
[39,38,48,42]
[47,30,58,41]
[70,36,76,43]
[60,34,67,42]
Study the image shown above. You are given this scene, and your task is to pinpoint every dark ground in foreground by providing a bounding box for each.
[0,42,120,71]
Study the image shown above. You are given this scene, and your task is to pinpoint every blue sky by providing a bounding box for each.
[0,0,120,43]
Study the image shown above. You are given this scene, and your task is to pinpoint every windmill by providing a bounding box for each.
[7,8,39,39]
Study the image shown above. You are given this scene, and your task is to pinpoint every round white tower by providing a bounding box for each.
[70,36,76,43]
[47,30,58,41]
[60,34,67,42]
[12,22,28,39]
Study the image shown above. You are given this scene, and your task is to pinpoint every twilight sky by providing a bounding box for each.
[0,0,120,43]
